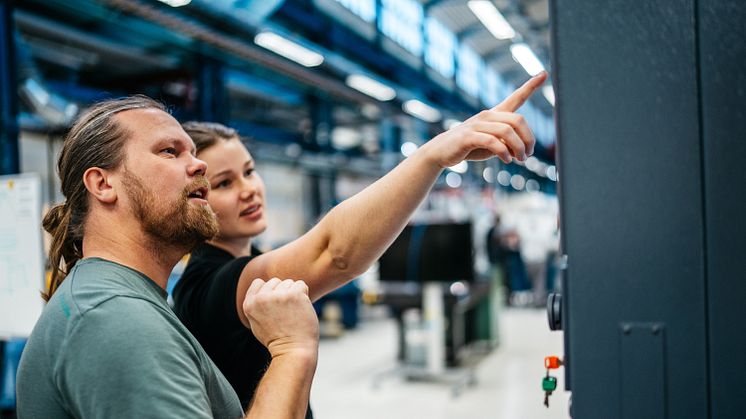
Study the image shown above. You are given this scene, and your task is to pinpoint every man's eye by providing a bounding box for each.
[245,169,255,177]
[161,147,177,155]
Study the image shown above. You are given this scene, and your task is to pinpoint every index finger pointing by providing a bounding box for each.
[493,71,548,112]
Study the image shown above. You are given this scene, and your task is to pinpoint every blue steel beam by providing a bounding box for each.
[456,24,485,41]
[307,94,334,152]
[228,120,303,145]
[423,0,450,12]
[0,0,19,175]
[482,43,511,64]
[196,57,228,123]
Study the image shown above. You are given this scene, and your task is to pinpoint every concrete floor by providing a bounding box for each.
[311,307,570,419]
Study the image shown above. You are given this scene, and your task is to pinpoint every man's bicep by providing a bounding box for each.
[60,300,213,418]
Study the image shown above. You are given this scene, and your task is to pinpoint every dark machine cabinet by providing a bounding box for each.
[550,0,745,417]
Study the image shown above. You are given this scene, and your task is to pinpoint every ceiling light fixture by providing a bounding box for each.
[443,118,463,130]
[445,172,463,188]
[449,161,469,174]
[400,141,419,157]
[346,74,396,101]
[467,0,516,40]
[254,32,324,67]
[510,43,545,76]
[403,99,442,123]
[543,85,555,106]
[156,0,191,7]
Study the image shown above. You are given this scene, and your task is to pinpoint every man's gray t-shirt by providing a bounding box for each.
[16,258,244,418]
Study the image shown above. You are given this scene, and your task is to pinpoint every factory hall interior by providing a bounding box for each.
[0,0,744,418]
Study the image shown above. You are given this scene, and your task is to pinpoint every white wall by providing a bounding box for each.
[19,131,64,206]
[253,162,306,250]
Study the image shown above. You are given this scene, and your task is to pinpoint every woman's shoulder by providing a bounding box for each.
[177,247,256,296]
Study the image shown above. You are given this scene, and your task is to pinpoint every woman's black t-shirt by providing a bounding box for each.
[172,243,313,417]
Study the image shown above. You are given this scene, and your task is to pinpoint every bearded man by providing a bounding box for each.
[16,96,319,419]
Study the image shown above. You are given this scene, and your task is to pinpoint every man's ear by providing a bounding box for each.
[82,167,117,204]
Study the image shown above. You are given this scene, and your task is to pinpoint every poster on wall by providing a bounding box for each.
[0,173,45,339]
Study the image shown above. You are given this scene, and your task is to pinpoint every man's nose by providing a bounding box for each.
[188,155,208,177]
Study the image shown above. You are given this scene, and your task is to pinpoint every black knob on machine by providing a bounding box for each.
[547,293,562,331]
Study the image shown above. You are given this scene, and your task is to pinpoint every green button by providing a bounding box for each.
[542,376,557,391]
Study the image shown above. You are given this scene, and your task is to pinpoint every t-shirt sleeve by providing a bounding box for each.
[56,297,219,419]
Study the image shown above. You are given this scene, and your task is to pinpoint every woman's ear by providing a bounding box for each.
[82,167,117,204]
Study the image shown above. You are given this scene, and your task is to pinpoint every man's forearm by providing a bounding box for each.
[244,349,318,419]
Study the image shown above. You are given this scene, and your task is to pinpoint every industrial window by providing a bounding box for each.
[333,0,376,23]
[424,17,456,78]
[379,0,424,57]
[456,44,483,98]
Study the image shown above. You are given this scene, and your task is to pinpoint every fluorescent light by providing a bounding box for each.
[510,43,545,76]
[254,32,324,67]
[449,161,468,174]
[400,141,418,157]
[443,118,462,130]
[546,165,558,181]
[525,156,540,171]
[497,170,511,186]
[403,99,442,123]
[543,85,555,106]
[510,174,526,190]
[156,0,191,6]
[331,127,360,149]
[483,167,494,183]
[346,74,396,101]
[468,0,515,40]
[445,172,462,188]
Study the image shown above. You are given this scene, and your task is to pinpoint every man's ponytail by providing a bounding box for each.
[41,202,82,301]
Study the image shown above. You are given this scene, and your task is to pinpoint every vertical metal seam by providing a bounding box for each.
[692,0,712,416]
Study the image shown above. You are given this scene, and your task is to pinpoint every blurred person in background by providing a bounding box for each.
[486,214,508,298]
[16,96,319,419]
[172,72,549,415]
[501,229,533,306]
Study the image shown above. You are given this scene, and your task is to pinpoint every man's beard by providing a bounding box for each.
[122,169,218,250]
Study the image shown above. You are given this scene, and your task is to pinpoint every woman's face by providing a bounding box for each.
[198,138,268,241]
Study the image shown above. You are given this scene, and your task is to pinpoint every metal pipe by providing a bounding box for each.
[14,10,179,71]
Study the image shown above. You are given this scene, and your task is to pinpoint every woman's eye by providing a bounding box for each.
[245,168,255,177]
[215,180,231,189]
